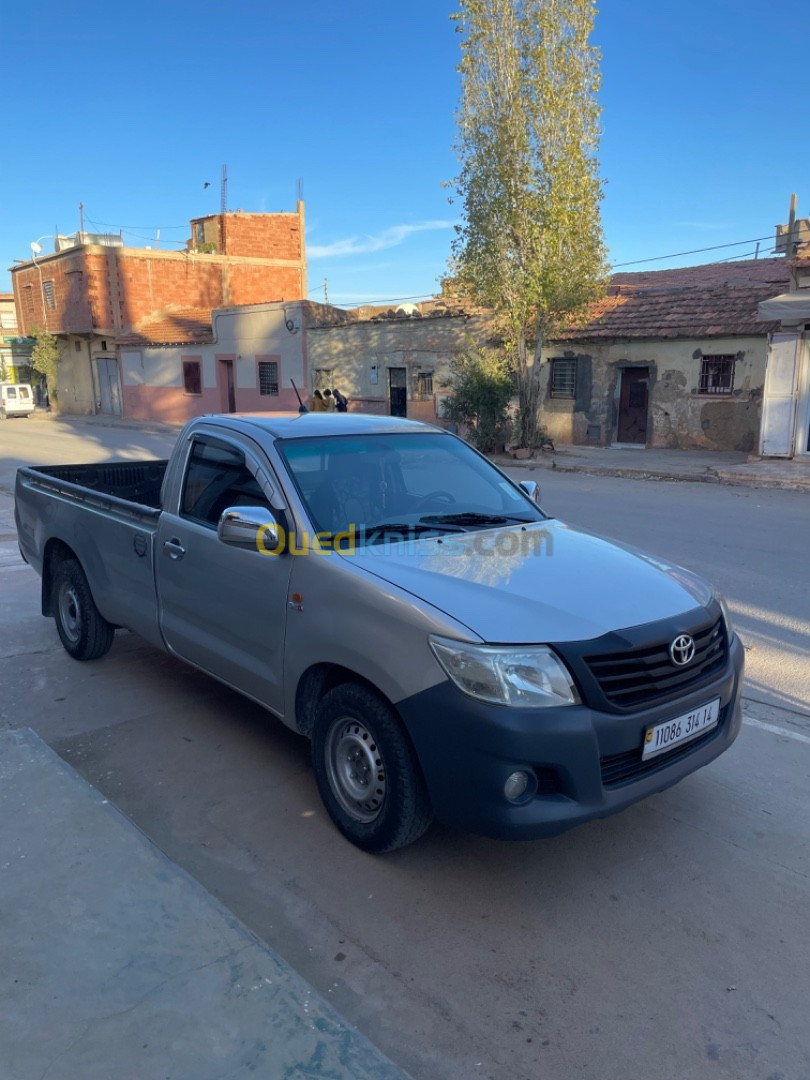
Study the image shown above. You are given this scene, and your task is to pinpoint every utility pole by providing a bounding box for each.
[788,192,797,254]
[323,278,329,305]
[79,202,85,237]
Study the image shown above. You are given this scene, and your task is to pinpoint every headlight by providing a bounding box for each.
[715,592,734,639]
[429,636,579,708]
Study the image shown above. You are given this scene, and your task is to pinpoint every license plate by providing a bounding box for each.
[642,698,720,760]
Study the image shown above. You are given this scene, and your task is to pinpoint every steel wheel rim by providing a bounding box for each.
[325,717,386,823]
[58,584,81,645]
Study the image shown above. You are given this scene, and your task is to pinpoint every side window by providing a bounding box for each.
[181,439,271,528]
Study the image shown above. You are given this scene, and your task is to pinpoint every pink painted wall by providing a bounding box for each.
[122,384,221,423]
[122,383,303,422]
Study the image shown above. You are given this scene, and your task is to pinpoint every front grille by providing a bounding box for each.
[584,617,726,710]
[600,709,726,787]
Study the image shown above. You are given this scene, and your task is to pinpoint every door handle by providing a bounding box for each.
[163,537,186,560]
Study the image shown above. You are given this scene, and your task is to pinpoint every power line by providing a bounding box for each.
[83,214,188,231]
[306,290,439,306]
[610,233,775,269]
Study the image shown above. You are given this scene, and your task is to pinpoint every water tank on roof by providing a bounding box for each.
[395,302,422,317]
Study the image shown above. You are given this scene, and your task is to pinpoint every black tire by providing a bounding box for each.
[312,683,433,853]
[53,558,115,661]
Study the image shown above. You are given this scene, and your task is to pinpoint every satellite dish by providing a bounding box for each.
[395,302,421,318]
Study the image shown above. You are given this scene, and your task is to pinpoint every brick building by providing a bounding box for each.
[10,205,306,414]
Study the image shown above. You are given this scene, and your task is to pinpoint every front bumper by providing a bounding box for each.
[397,633,744,840]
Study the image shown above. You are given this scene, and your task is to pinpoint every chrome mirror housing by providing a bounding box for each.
[218,506,282,551]
[519,480,541,504]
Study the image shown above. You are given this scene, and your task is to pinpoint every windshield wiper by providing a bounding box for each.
[361,521,463,543]
[420,512,534,527]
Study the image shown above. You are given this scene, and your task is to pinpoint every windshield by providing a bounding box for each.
[278,432,545,544]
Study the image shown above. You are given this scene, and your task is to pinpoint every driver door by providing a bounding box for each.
[156,434,293,716]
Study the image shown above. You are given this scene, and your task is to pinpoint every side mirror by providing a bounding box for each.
[519,480,541,504]
[218,506,285,553]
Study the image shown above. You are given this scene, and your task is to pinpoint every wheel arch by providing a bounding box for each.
[41,538,80,617]
[295,662,400,739]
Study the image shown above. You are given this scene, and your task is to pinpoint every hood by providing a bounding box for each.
[343,521,712,644]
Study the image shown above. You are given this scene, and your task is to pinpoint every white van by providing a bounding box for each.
[0,383,36,419]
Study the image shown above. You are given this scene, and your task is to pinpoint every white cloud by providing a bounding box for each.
[308,220,454,259]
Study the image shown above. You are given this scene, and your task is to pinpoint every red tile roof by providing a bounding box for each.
[117,308,214,347]
[558,258,791,341]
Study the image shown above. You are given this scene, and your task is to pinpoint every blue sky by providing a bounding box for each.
[3,0,807,306]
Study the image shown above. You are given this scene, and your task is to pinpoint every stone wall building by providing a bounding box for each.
[537,259,791,451]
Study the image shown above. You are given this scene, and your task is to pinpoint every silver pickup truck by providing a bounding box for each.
[15,413,744,852]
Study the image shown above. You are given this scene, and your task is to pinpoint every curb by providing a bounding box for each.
[35,413,183,437]
[495,457,810,493]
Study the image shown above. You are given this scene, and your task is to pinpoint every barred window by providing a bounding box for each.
[550,357,577,399]
[25,285,34,316]
[258,360,279,396]
[416,371,434,395]
[182,359,202,395]
[698,355,734,395]
[43,280,56,310]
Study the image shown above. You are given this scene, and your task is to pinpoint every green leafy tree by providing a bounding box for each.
[444,346,514,452]
[450,0,608,446]
[30,329,59,404]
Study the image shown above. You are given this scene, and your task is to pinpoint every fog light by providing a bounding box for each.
[504,771,532,803]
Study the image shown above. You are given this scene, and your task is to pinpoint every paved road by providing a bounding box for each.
[504,466,810,715]
[2,418,809,1080]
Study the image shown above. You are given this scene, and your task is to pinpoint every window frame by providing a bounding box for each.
[416,371,434,396]
[697,354,735,396]
[182,359,202,396]
[257,357,280,396]
[42,280,56,310]
[549,357,578,399]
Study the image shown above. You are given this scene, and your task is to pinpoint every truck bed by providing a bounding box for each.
[31,460,169,508]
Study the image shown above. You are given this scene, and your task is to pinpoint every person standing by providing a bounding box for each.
[333,388,348,413]
[310,389,326,412]
[323,388,336,413]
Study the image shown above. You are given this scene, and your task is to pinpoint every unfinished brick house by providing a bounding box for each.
[10,206,306,415]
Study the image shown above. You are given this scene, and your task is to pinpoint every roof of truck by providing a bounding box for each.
[199,412,446,439]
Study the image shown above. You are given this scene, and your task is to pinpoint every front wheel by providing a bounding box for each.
[53,558,115,661]
[312,684,433,853]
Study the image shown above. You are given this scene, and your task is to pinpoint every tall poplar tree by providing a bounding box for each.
[450,0,608,446]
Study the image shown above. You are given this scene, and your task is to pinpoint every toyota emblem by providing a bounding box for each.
[669,634,695,666]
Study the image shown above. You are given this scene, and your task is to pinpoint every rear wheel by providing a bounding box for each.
[53,558,115,661]
[312,683,433,853]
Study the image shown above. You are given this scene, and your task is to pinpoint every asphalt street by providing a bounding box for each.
[2,416,809,1080]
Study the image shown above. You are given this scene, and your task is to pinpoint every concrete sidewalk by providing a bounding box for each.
[0,727,410,1080]
[495,442,810,492]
